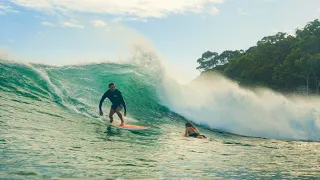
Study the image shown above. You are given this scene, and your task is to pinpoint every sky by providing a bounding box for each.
[0,0,320,80]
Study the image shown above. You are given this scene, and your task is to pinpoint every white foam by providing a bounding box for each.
[159,72,320,141]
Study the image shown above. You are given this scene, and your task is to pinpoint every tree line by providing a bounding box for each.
[197,19,320,94]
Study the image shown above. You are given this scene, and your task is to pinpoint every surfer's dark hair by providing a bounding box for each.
[185,122,194,128]
[108,83,115,87]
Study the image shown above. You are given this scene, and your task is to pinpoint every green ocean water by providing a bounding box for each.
[1,60,319,179]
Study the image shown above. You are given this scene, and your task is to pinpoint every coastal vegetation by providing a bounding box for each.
[197,19,320,94]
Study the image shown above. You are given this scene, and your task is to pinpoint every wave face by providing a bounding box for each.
[0,60,167,120]
[1,60,320,141]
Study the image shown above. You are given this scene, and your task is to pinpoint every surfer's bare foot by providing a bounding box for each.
[120,123,124,126]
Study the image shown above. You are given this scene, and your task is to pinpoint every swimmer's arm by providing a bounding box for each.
[184,128,189,137]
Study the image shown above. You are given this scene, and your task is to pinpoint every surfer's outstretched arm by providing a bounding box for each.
[99,92,108,115]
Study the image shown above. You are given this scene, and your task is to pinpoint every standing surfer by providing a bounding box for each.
[99,83,127,126]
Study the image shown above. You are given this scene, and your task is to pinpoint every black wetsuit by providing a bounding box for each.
[99,89,127,112]
[189,133,200,137]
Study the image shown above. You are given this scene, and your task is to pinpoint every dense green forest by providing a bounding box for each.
[197,19,320,94]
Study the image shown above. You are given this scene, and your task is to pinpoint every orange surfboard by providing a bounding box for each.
[111,123,150,131]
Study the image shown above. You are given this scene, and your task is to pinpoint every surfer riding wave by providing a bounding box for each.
[99,82,127,126]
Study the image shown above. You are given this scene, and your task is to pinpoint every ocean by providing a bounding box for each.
[1,60,319,179]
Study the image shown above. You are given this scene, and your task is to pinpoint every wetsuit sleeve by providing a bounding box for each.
[119,91,127,112]
[99,91,109,111]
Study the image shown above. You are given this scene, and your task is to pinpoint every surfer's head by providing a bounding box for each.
[108,82,116,91]
[185,122,193,128]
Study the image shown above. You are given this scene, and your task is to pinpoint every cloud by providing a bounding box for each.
[112,17,124,23]
[0,4,8,10]
[41,21,55,27]
[112,17,148,23]
[92,20,107,27]
[0,3,20,14]
[34,15,45,20]
[9,0,224,18]
[237,8,248,15]
[60,21,84,29]
[209,6,219,15]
